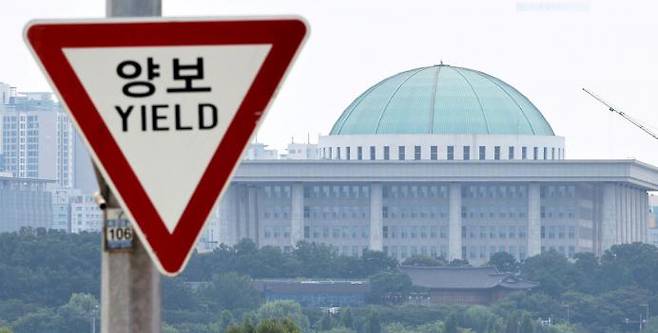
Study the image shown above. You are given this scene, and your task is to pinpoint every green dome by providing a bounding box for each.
[330,65,554,136]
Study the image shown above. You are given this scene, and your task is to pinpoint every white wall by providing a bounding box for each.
[319,134,565,161]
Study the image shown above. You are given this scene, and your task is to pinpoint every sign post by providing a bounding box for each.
[25,8,307,333]
[101,2,162,333]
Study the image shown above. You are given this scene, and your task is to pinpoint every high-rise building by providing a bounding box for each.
[1,92,75,188]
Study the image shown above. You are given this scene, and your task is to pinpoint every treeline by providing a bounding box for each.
[183,239,398,280]
[2,230,658,332]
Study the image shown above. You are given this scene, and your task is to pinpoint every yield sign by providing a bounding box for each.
[25,18,307,275]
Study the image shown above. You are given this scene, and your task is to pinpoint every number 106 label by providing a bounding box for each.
[104,209,134,251]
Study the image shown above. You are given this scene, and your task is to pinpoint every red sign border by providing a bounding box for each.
[25,18,307,275]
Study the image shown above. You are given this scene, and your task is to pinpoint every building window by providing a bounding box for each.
[357,146,363,160]
[558,148,562,159]
[398,146,405,160]
[329,148,333,159]
[346,147,351,160]
[337,147,341,160]
[543,147,547,160]
[463,146,470,160]
[551,147,555,160]
[430,146,438,160]
[384,146,390,160]
[533,147,538,160]
[370,146,376,160]
[508,147,514,159]
[414,146,421,160]
[304,226,310,238]
[522,146,527,160]
[479,146,486,160]
[447,146,454,160]
[494,146,501,160]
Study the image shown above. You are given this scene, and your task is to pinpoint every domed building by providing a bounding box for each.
[320,64,563,162]
[208,64,658,265]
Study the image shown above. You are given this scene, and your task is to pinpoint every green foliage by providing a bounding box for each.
[340,308,354,329]
[444,314,458,333]
[184,240,397,281]
[487,252,519,273]
[253,301,310,332]
[0,231,100,307]
[402,255,447,267]
[521,250,576,296]
[367,272,413,304]
[460,305,498,333]
[227,318,300,333]
[645,317,658,333]
[202,272,262,312]
[384,321,445,333]
[0,326,12,333]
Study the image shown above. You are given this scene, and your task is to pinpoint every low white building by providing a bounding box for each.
[69,193,102,233]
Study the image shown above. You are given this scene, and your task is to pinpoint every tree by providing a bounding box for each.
[444,314,458,333]
[12,309,66,333]
[521,250,576,297]
[519,314,535,333]
[253,301,310,332]
[201,272,262,312]
[226,318,300,333]
[402,255,445,267]
[488,252,519,273]
[0,327,12,333]
[462,305,497,333]
[644,317,658,333]
[58,293,99,333]
[255,319,300,333]
[318,312,333,331]
[340,308,354,329]
[366,313,381,333]
[367,272,413,304]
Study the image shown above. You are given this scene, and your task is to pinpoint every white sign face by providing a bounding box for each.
[26,18,308,275]
[65,45,270,232]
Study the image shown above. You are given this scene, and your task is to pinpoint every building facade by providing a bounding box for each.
[0,93,74,188]
[203,64,658,265]
[0,175,53,232]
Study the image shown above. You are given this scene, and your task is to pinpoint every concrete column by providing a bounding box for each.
[640,190,649,243]
[247,186,259,245]
[290,183,304,247]
[624,186,631,243]
[218,185,237,245]
[527,183,541,257]
[601,183,617,251]
[369,183,384,251]
[448,183,462,260]
[616,185,623,244]
[592,187,602,256]
[236,185,248,242]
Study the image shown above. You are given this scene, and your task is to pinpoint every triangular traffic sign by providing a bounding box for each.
[25,18,307,275]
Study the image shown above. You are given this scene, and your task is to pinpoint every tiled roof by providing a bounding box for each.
[400,265,537,290]
[253,279,369,294]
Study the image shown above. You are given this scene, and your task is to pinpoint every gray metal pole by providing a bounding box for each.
[101,1,162,333]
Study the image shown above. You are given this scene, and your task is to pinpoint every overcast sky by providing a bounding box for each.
[3,0,658,165]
